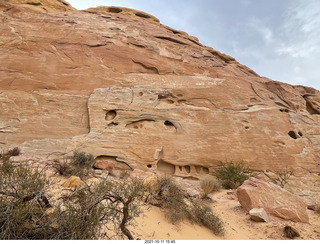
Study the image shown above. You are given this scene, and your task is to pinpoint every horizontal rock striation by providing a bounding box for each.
[0,1,320,201]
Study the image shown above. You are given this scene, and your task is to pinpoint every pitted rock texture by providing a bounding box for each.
[1,1,320,201]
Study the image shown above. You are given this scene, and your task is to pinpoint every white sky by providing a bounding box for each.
[67,0,320,91]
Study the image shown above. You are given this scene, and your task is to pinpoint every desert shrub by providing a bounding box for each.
[53,159,74,177]
[0,158,51,239]
[200,175,221,198]
[53,178,144,240]
[70,151,94,167]
[213,161,254,189]
[53,151,94,179]
[119,170,131,179]
[154,177,188,224]
[276,167,293,188]
[189,200,224,236]
[7,147,21,157]
[146,177,224,236]
[284,225,300,239]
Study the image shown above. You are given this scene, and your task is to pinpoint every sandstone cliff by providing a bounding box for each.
[0,0,319,201]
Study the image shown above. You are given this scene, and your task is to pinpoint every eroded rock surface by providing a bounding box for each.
[0,0,320,201]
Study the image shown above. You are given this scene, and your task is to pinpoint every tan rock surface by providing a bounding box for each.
[61,175,83,188]
[0,0,320,202]
[237,177,309,223]
[4,0,76,12]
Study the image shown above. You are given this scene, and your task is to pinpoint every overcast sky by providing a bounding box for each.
[68,0,320,91]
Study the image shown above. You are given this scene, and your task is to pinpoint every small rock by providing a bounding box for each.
[61,176,83,188]
[249,208,269,222]
[94,169,103,175]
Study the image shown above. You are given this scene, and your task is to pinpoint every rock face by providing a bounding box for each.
[0,1,320,200]
[4,0,75,12]
[237,178,309,223]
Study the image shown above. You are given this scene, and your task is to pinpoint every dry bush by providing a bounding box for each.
[53,178,144,240]
[200,175,221,198]
[146,177,224,236]
[276,167,293,188]
[154,177,188,224]
[284,226,300,239]
[189,200,224,236]
[53,151,94,179]
[0,153,144,240]
[0,158,51,239]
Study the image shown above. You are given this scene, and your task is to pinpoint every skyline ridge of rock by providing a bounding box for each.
[0,0,319,203]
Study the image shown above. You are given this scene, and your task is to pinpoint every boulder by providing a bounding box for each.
[61,176,83,188]
[249,208,269,222]
[237,177,309,223]
[93,161,115,174]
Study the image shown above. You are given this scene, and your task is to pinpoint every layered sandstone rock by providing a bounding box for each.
[4,0,75,12]
[237,178,309,223]
[0,1,320,201]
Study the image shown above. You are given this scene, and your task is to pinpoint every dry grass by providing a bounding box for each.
[200,175,221,198]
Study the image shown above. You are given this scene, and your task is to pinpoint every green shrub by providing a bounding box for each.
[213,161,254,189]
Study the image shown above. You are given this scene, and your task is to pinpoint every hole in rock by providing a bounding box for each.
[164,120,174,127]
[184,176,198,181]
[105,110,117,121]
[178,99,187,104]
[280,109,289,113]
[108,7,123,13]
[298,132,303,137]
[166,100,175,104]
[138,92,143,97]
[107,122,119,127]
[203,167,209,174]
[94,155,131,171]
[184,166,191,174]
[157,160,175,174]
[288,131,298,140]
[147,164,152,169]
[245,126,250,130]
[135,12,151,19]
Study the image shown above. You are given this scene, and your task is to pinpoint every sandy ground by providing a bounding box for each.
[45,170,319,241]
[132,190,320,240]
